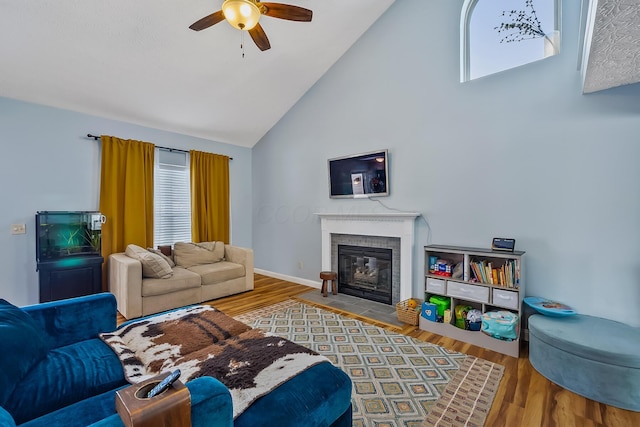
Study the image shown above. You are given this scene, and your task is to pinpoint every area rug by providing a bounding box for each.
[422,356,503,427]
[100,304,329,418]
[235,300,504,427]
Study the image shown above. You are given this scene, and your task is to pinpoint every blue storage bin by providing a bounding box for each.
[421,302,437,322]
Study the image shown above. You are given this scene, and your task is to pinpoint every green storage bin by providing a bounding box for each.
[429,295,451,317]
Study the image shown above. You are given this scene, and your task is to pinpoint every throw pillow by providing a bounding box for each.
[125,244,173,279]
[147,247,176,268]
[173,241,225,268]
[197,241,225,261]
[0,299,50,406]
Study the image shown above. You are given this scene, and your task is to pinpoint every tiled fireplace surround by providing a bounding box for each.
[332,235,400,304]
[316,213,420,304]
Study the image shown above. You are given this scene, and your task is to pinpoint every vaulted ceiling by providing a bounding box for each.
[581,0,640,93]
[0,0,395,148]
[0,1,636,148]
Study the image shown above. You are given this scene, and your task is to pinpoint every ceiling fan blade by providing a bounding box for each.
[261,3,313,22]
[248,23,271,51]
[189,10,225,31]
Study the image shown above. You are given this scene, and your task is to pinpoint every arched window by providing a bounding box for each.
[461,0,561,82]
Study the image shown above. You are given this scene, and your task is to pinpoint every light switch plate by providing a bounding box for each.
[11,224,26,234]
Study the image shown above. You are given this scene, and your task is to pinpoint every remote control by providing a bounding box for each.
[146,369,181,398]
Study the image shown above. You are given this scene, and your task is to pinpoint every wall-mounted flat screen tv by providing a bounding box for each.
[328,149,389,198]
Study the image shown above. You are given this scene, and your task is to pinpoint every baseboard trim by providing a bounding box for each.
[254,269,321,289]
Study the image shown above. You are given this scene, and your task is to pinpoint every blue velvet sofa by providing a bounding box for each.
[0,293,352,426]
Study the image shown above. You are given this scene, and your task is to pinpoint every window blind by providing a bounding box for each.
[154,148,191,247]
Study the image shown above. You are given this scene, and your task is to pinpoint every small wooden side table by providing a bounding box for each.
[115,372,191,427]
[320,271,338,297]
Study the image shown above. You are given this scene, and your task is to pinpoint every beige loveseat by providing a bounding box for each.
[109,242,254,319]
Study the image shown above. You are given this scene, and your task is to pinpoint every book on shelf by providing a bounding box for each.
[470,262,482,282]
[468,259,519,288]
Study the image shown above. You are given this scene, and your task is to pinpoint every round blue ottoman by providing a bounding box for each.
[529,314,640,412]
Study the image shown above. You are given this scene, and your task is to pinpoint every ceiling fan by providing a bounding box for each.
[189,0,313,51]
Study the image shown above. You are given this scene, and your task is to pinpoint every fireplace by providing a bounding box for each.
[338,245,392,304]
[316,212,420,304]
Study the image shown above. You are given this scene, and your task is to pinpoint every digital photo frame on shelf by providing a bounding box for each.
[491,238,516,252]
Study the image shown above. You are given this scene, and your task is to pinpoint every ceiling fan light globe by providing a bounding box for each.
[239,4,253,17]
[222,0,261,30]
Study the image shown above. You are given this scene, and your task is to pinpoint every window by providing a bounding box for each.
[154,148,191,247]
[461,0,561,82]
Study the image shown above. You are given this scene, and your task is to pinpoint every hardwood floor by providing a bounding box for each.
[119,274,640,426]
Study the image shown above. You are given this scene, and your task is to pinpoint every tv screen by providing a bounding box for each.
[328,149,389,198]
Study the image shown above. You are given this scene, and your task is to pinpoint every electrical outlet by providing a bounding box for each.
[298,261,303,270]
[11,224,26,235]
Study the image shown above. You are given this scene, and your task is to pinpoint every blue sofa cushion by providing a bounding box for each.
[22,293,118,349]
[19,387,124,427]
[4,338,127,425]
[0,299,50,407]
[234,362,353,427]
[87,377,233,427]
[18,377,233,427]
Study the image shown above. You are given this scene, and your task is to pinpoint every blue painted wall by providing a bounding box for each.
[2,0,638,327]
[252,0,640,325]
[0,97,252,306]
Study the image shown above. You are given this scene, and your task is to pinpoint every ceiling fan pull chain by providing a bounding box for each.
[241,31,245,58]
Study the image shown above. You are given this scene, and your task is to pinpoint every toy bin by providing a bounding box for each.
[481,311,519,341]
[396,299,423,325]
[428,295,451,321]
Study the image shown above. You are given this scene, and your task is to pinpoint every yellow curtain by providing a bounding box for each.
[190,150,230,243]
[99,136,155,289]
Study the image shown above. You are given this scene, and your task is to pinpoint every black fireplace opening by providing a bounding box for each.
[337,245,392,305]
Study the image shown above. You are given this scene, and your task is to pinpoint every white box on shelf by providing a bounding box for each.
[447,282,489,303]
[426,278,446,294]
[492,289,519,310]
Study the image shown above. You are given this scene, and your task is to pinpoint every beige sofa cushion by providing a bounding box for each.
[147,247,176,267]
[174,242,225,268]
[141,267,201,297]
[125,244,173,279]
[188,261,245,286]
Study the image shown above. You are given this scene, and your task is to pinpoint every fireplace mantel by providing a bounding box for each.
[315,212,421,221]
[315,212,420,301]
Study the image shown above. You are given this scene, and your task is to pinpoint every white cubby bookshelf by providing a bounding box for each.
[421,245,525,358]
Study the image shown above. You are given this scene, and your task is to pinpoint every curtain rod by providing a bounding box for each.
[86,134,233,160]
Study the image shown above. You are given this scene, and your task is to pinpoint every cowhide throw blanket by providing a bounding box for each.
[100,305,328,418]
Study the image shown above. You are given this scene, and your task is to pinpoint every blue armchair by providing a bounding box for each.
[1,292,352,427]
[0,293,232,427]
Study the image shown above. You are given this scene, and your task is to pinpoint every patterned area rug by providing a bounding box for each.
[235,301,504,427]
